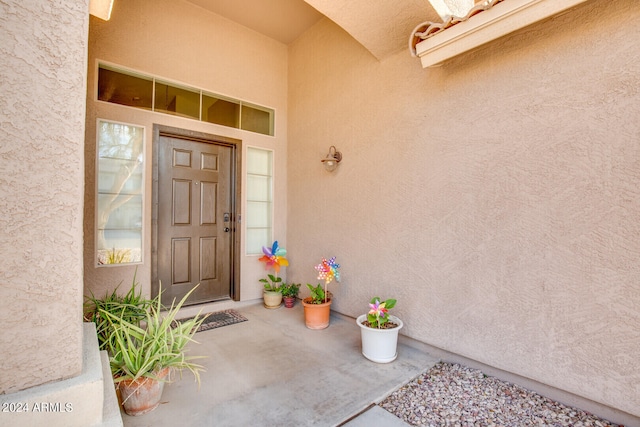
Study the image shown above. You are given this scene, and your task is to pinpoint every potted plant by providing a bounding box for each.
[301,257,340,329]
[280,282,300,308]
[83,269,153,351]
[101,286,207,416]
[260,273,283,308]
[356,297,403,363]
[258,240,289,309]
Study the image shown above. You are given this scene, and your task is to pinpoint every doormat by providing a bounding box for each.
[177,309,247,333]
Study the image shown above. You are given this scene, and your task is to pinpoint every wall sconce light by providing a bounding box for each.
[89,0,115,21]
[321,146,342,172]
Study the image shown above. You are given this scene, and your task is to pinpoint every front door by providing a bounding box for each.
[154,129,236,306]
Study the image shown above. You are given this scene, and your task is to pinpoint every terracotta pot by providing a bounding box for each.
[115,383,123,408]
[301,297,332,329]
[283,296,296,308]
[263,290,283,309]
[356,314,403,363]
[118,368,170,416]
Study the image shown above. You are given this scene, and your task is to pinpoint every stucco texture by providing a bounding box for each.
[85,0,289,302]
[0,0,87,393]
[287,0,639,417]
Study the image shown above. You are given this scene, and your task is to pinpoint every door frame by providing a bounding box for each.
[151,124,242,302]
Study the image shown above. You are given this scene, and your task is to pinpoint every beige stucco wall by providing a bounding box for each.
[288,0,639,417]
[85,0,288,302]
[0,0,87,393]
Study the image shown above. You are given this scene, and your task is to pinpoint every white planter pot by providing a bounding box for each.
[263,290,283,309]
[356,314,403,363]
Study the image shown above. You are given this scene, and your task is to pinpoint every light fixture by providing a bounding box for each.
[89,0,114,21]
[321,146,342,172]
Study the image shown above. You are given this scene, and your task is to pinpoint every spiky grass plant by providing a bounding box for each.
[83,270,153,351]
[101,285,208,386]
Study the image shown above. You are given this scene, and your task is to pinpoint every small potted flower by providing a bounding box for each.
[280,282,300,308]
[356,297,403,363]
[301,257,340,329]
[258,241,288,309]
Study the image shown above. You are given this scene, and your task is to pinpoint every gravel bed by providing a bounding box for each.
[380,362,620,427]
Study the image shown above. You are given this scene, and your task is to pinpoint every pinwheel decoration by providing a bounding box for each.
[311,256,340,305]
[369,299,388,319]
[258,241,289,292]
[259,241,289,273]
[367,297,397,328]
[315,256,340,285]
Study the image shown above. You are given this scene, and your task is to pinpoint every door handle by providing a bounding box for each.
[224,227,230,232]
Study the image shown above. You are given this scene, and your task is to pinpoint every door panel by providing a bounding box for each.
[156,134,233,306]
[172,180,191,225]
[200,181,217,224]
[172,238,191,284]
[200,237,217,280]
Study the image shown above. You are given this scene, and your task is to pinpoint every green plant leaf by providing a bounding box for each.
[384,299,397,310]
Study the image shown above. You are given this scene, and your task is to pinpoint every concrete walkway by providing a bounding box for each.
[121,301,438,427]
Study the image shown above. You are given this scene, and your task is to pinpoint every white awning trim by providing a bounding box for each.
[409,0,590,68]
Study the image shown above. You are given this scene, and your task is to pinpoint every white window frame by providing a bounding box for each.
[95,118,145,266]
[245,146,274,255]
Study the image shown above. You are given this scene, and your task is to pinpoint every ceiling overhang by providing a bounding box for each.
[185,0,324,45]
[304,0,441,60]
[184,0,444,61]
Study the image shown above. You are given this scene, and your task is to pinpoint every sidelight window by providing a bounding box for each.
[96,119,144,265]
[245,147,273,255]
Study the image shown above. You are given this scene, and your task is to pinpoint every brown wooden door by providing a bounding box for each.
[156,134,233,306]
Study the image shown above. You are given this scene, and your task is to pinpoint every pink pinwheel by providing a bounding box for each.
[309,256,341,304]
[315,256,340,285]
[366,297,397,328]
[259,241,289,273]
[368,299,388,319]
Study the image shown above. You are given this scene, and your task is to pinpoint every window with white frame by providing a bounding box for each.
[96,120,144,265]
[245,147,273,255]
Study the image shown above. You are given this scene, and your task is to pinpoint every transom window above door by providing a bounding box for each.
[97,62,275,136]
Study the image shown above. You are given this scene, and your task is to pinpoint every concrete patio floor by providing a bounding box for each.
[121,301,438,427]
